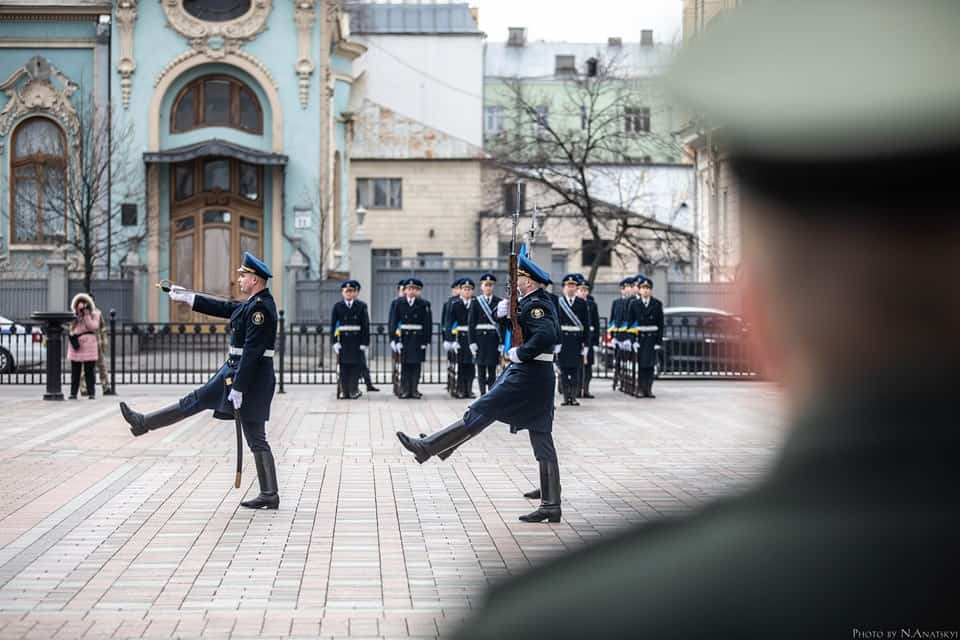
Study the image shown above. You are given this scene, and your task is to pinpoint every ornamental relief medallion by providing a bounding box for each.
[161,0,272,56]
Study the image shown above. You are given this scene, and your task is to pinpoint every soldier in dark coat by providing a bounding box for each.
[469,272,503,395]
[577,278,600,398]
[451,2,960,636]
[396,251,564,523]
[450,278,477,398]
[350,281,379,393]
[331,280,370,400]
[390,278,432,399]
[120,252,280,510]
[626,276,664,398]
[608,277,632,390]
[555,274,590,406]
[442,278,463,398]
[387,279,407,397]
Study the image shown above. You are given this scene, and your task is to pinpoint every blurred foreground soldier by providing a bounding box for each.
[555,274,589,406]
[120,252,280,510]
[453,1,960,637]
[396,252,564,523]
[626,276,663,398]
[576,279,599,398]
[332,280,370,399]
[469,273,503,395]
[390,278,432,399]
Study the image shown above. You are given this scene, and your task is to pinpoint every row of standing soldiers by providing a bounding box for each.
[607,275,665,398]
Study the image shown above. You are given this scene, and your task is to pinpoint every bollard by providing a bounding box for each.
[108,309,117,395]
[30,311,76,401]
[277,309,285,394]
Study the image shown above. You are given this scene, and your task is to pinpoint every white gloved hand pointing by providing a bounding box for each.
[169,285,195,306]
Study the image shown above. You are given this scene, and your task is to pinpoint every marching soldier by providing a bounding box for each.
[331,279,371,400]
[450,278,477,398]
[396,251,564,523]
[442,278,463,398]
[469,272,503,395]
[555,274,590,406]
[119,252,280,510]
[577,278,600,399]
[626,275,664,398]
[390,278,432,399]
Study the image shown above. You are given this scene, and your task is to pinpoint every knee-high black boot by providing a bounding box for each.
[396,419,472,464]
[519,461,562,523]
[240,450,279,510]
[120,401,189,437]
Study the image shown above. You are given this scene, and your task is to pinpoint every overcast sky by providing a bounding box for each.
[473,0,683,44]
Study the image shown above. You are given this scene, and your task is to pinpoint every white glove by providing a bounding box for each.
[451,342,460,353]
[496,299,509,318]
[632,341,640,352]
[169,285,195,306]
[507,347,521,364]
[553,344,562,354]
[442,341,451,352]
[497,344,504,354]
[360,345,368,352]
[396,342,403,352]
[333,343,342,354]
[581,346,589,357]
[654,344,662,351]
[469,343,479,356]
[227,389,242,410]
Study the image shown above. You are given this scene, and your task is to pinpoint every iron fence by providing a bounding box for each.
[1,311,764,388]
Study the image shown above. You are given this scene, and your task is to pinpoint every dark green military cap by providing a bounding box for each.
[668,0,960,161]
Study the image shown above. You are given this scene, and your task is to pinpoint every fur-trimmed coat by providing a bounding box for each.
[67,293,101,362]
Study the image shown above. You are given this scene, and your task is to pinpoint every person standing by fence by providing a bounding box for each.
[94,300,112,395]
[626,276,664,398]
[577,278,600,399]
[469,272,503,395]
[67,293,100,400]
[390,278,432,399]
[331,279,370,400]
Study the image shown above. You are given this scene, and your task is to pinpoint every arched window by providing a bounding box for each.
[10,117,66,244]
[171,75,262,134]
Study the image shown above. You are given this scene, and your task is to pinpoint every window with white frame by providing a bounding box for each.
[484,105,504,136]
[624,107,651,134]
[11,117,67,244]
[356,178,402,209]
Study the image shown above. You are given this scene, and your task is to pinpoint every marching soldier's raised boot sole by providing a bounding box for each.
[397,432,431,463]
[121,401,188,437]
[396,419,472,465]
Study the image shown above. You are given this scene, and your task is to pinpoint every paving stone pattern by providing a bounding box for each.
[0,382,785,639]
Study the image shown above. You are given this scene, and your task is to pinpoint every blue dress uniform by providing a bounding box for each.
[555,274,591,406]
[396,251,565,524]
[332,280,370,399]
[469,273,503,395]
[578,281,600,398]
[450,281,477,398]
[390,278,432,399]
[387,279,407,397]
[441,279,463,398]
[119,252,280,510]
[626,276,664,398]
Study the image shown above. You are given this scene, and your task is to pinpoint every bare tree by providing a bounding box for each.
[15,92,143,291]
[484,56,693,282]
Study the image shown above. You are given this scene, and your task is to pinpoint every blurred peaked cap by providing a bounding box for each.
[667,0,960,160]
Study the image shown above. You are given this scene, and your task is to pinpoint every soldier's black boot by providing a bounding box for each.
[240,450,280,510]
[519,462,562,523]
[396,419,471,464]
[120,401,188,437]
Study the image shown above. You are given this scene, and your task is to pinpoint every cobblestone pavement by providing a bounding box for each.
[0,381,785,639]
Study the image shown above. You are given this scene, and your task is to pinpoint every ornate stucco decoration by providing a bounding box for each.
[154,47,277,89]
[0,56,80,155]
[294,0,316,109]
[116,0,138,109]
[161,0,272,58]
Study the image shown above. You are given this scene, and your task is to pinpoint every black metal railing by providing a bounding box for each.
[0,312,763,387]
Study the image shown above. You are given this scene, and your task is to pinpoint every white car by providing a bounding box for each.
[0,314,46,373]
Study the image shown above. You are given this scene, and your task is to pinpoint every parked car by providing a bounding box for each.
[0,315,45,373]
[599,307,758,376]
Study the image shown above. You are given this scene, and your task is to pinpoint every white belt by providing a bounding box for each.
[474,323,497,330]
[228,347,275,358]
[533,353,554,361]
[337,324,361,332]
[637,326,659,332]
[400,323,423,330]
[561,325,583,332]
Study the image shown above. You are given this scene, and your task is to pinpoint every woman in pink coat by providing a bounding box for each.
[67,293,101,399]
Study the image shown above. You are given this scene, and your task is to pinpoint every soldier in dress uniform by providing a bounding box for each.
[350,281,379,393]
[450,278,477,398]
[442,278,464,397]
[390,278,432,399]
[331,279,371,400]
[626,275,664,398]
[396,251,564,523]
[469,272,503,395]
[577,278,600,399]
[555,274,590,406]
[119,252,280,510]
[452,2,960,636]
[608,277,632,390]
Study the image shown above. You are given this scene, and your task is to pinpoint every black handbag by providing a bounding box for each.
[68,334,81,350]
